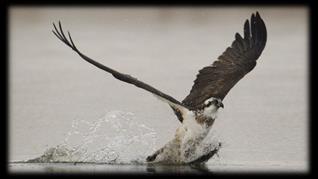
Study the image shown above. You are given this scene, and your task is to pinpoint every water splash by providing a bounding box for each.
[27,111,157,164]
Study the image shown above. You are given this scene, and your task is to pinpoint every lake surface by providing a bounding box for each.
[9,7,308,173]
[8,162,305,174]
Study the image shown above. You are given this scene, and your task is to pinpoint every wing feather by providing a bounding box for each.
[52,22,189,122]
[182,12,267,110]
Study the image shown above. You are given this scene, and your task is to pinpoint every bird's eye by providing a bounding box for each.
[206,101,212,107]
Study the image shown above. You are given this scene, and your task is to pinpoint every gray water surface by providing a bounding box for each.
[9,162,305,174]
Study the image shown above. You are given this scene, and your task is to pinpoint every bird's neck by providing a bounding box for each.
[196,116,215,128]
[194,110,217,128]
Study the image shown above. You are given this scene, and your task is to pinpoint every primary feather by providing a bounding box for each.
[182,12,267,110]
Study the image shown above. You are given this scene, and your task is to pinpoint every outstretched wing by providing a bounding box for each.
[182,12,267,110]
[52,22,189,122]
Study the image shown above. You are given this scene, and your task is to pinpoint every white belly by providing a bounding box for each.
[150,111,213,164]
[178,114,211,163]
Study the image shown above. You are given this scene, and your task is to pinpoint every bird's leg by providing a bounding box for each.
[146,147,164,162]
[188,142,222,165]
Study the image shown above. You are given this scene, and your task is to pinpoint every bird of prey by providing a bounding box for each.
[52,12,267,165]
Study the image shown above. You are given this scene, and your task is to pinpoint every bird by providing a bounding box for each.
[52,11,267,165]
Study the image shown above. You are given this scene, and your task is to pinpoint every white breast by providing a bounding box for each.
[175,111,212,162]
[182,114,205,137]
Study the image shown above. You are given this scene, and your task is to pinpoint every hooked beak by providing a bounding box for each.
[217,102,224,108]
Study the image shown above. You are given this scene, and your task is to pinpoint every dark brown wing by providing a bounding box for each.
[52,21,189,122]
[182,12,267,110]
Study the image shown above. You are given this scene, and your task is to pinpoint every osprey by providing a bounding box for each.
[52,12,267,165]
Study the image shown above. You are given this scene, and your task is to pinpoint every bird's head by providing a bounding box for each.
[204,97,224,109]
[202,97,224,118]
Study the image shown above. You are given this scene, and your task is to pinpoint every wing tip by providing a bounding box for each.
[254,11,267,46]
[251,13,256,20]
[244,19,250,27]
[249,11,267,47]
[256,11,260,18]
